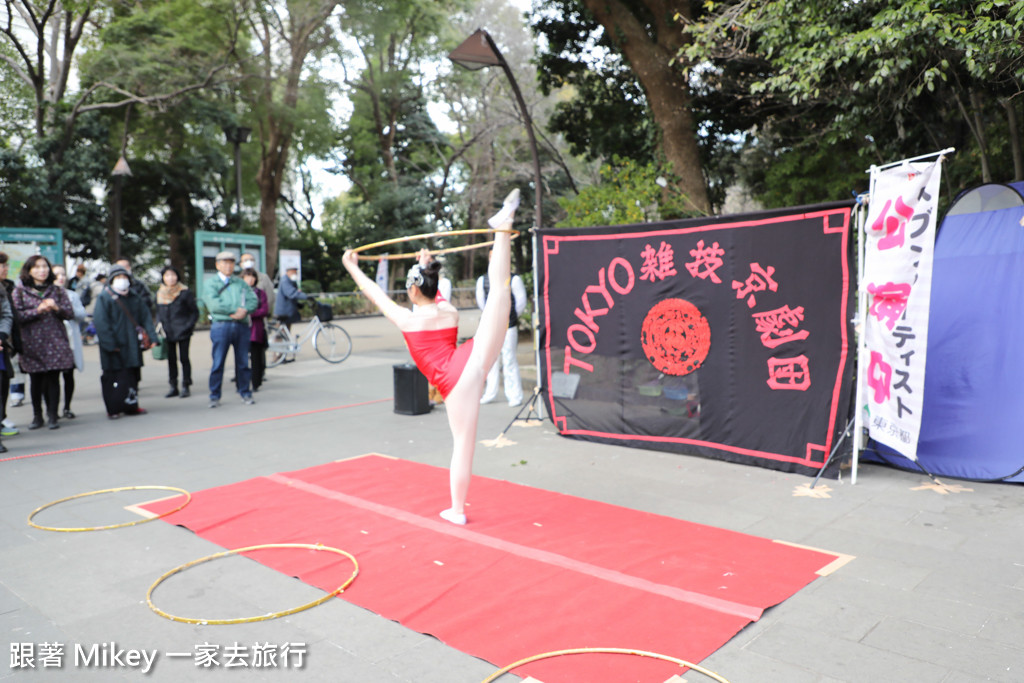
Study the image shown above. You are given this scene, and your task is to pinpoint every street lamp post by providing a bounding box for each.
[448,29,543,231]
[449,29,546,422]
[110,155,132,260]
[223,125,252,229]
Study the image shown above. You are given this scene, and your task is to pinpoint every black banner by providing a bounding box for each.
[537,203,855,476]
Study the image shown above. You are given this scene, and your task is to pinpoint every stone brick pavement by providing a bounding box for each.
[1,313,1021,682]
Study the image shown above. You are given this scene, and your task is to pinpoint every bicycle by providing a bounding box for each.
[266,300,352,367]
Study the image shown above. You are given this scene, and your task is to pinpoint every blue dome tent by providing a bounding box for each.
[865,182,1024,481]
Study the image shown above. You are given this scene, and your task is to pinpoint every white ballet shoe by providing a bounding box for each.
[488,188,520,228]
[440,508,467,525]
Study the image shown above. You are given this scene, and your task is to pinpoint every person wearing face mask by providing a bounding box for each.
[10,255,75,430]
[273,265,308,333]
[92,265,158,418]
[240,253,275,316]
[114,258,154,314]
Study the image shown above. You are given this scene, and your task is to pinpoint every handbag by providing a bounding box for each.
[113,294,154,350]
[151,335,168,361]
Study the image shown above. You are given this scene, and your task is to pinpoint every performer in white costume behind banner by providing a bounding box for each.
[476,263,526,407]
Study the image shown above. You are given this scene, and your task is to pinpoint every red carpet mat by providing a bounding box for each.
[144,455,846,682]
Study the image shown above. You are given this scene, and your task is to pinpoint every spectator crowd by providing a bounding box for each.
[0,248,527,457]
[0,250,285,454]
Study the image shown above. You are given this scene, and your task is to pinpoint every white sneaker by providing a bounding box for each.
[488,188,520,228]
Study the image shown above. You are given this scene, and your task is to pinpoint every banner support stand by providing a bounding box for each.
[501,225,546,438]
[811,416,856,488]
[867,147,955,174]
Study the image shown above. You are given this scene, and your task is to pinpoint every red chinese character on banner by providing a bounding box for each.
[869,196,914,250]
[867,281,911,330]
[766,355,810,390]
[685,239,725,283]
[732,263,778,308]
[639,241,677,282]
[752,305,810,348]
[867,350,892,403]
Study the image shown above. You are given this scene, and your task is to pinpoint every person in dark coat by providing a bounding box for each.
[11,255,75,430]
[273,266,307,331]
[92,265,158,418]
[242,268,269,391]
[0,282,13,452]
[155,266,199,398]
[0,252,18,436]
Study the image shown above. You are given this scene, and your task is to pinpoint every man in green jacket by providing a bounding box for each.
[203,251,258,407]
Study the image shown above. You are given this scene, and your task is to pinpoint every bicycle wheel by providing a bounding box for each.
[313,323,352,363]
[267,325,293,368]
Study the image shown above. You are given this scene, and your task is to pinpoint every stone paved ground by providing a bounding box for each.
[2,312,1022,682]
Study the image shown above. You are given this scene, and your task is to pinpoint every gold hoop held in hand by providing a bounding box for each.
[351,228,519,261]
[28,485,192,532]
[147,543,359,625]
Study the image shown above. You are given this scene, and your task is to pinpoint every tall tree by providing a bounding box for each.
[684,0,1024,201]
[440,0,561,277]
[244,0,341,276]
[79,0,244,264]
[1,0,242,256]
[531,0,711,214]
[330,0,465,255]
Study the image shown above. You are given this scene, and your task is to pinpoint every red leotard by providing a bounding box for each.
[402,327,475,399]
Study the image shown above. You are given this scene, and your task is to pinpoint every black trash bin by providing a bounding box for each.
[393,363,430,415]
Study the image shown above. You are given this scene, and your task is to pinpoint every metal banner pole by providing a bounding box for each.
[530,228,544,420]
[852,195,870,485]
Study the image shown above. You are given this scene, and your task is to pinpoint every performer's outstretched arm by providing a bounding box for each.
[342,250,410,326]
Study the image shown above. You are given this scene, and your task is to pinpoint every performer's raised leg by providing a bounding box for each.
[439,189,518,524]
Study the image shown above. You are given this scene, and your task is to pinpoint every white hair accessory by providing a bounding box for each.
[406,264,424,289]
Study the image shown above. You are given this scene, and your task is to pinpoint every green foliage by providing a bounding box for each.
[299,279,322,295]
[81,0,238,93]
[333,1,462,251]
[0,113,112,256]
[531,0,658,163]
[556,156,700,227]
[685,0,1024,202]
[738,138,868,208]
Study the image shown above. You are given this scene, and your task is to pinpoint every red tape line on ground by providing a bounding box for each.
[0,398,390,464]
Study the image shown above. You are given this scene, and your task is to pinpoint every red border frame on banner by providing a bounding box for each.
[539,208,852,471]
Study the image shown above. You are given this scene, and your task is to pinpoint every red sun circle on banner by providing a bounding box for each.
[640,298,711,376]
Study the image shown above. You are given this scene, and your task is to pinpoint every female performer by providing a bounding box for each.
[342,189,519,525]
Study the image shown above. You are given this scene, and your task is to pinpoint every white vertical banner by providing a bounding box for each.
[859,158,943,459]
[278,249,302,280]
[375,256,389,290]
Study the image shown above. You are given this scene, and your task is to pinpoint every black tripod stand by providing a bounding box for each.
[496,384,546,438]
[810,416,856,489]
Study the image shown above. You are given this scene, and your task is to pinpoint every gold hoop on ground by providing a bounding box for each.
[147,543,359,625]
[27,485,192,532]
[481,647,732,683]
[351,228,519,261]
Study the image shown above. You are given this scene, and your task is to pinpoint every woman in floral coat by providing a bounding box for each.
[11,255,74,430]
